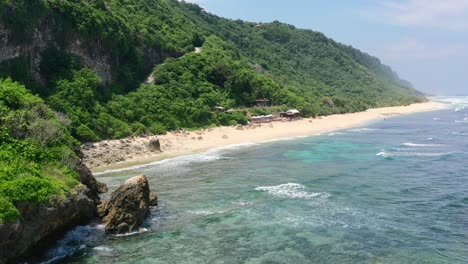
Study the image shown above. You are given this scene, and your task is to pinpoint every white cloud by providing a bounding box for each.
[380,38,468,60]
[367,0,468,32]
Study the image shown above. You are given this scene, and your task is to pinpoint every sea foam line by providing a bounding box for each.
[401,142,445,147]
[377,151,453,158]
[94,136,315,176]
[255,183,330,199]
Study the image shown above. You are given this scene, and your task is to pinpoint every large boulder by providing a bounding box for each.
[98,175,156,234]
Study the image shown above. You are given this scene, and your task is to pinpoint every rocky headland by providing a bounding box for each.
[0,150,157,263]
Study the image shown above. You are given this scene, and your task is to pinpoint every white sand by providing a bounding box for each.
[84,102,447,173]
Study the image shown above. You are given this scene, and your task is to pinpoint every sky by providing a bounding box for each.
[185,0,468,95]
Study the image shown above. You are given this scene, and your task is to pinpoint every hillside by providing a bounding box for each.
[0,0,425,142]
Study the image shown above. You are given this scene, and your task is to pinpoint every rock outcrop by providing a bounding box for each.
[0,153,107,264]
[148,138,161,152]
[98,175,157,234]
[0,185,98,264]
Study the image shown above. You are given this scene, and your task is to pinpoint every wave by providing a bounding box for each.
[93,246,114,253]
[348,128,378,133]
[42,224,106,264]
[95,136,316,176]
[377,150,453,158]
[188,210,226,216]
[255,183,330,199]
[94,149,229,176]
[401,142,444,147]
[114,227,149,237]
[452,132,468,136]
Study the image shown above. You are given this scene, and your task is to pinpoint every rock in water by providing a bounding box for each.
[99,175,152,234]
[149,192,158,206]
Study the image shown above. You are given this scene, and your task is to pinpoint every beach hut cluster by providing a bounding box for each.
[251,109,301,123]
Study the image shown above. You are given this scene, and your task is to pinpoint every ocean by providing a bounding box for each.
[43,97,468,264]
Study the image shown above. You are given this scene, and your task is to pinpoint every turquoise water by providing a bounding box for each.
[45,98,468,264]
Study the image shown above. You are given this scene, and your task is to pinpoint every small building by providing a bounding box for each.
[254,98,270,107]
[255,23,262,28]
[213,106,226,112]
[280,109,301,120]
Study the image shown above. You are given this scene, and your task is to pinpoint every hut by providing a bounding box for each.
[213,106,226,112]
[254,98,270,107]
[280,109,301,120]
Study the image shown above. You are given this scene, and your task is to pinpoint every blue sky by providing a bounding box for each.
[186,0,468,95]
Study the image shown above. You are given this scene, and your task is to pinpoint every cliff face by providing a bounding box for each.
[0,157,107,264]
[0,15,113,84]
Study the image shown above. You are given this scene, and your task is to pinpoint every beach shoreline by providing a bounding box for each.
[84,102,448,174]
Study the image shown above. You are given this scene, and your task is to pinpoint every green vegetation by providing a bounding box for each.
[0,0,427,222]
[0,79,80,222]
[0,0,425,142]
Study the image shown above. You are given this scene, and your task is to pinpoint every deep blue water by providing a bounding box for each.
[46,98,468,264]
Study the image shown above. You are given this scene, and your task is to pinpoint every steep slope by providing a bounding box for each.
[0,0,425,141]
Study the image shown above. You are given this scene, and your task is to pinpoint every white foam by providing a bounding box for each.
[93,246,114,252]
[43,224,106,263]
[348,128,377,133]
[433,117,440,120]
[452,132,468,136]
[377,151,453,157]
[376,151,391,158]
[95,136,316,176]
[188,210,225,216]
[255,183,330,199]
[402,142,444,147]
[94,149,227,175]
[114,227,149,237]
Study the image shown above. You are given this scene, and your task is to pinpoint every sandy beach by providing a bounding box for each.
[83,102,447,173]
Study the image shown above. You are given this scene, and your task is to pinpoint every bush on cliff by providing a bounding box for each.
[0,79,80,223]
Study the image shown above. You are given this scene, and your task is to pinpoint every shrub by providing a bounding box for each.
[0,196,20,223]
[150,123,167,135]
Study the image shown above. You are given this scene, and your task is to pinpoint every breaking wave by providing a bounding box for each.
[401,142,444,147]
[255,183,330,199]
[377,150,453,158]
[41,224,106,264]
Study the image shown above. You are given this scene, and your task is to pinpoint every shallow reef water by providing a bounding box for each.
[45,97,468,264]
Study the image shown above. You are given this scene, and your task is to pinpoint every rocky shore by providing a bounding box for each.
[0,152,107,263]
[0,150,157,263]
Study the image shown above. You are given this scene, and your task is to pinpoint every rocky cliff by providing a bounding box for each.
[0,16,114,85]
[0,157,107,264]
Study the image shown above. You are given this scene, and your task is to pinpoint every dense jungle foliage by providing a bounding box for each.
[0,0,427,221]
[0,0,425,142]
[0,79,80,222]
